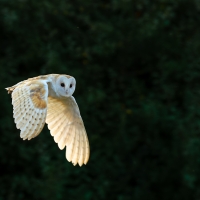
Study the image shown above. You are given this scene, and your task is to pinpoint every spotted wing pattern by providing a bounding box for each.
[12,80,48,140]
[46,96,90,166]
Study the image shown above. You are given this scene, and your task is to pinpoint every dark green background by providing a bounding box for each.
[0,0,200,199]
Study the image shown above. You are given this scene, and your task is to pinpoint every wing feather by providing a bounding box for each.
[83,128,90,165]
[47,112,66,131]
[17,106,33,129]
[12,80,48,140]
[27,108,42,140]
[46,96,90,166]
[66,125,76,163]
[57,123,73,150]
[72,128,80,166]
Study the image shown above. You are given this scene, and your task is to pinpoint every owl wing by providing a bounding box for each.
[45,96,90,166]
[12,80,48,140]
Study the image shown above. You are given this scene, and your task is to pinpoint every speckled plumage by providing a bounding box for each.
[6,74,90,166]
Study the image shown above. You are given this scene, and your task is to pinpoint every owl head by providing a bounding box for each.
[55,75,76,97]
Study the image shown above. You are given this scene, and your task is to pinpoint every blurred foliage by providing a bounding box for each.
[0,0,200,199]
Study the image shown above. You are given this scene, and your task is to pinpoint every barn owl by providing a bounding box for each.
[5,74,89,166]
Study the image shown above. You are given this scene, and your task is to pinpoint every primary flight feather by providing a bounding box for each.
[6,74,90,166]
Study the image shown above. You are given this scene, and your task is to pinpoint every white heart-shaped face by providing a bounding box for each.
[55,75,76,97]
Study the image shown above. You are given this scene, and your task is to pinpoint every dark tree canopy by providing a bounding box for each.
[0,0,200,199]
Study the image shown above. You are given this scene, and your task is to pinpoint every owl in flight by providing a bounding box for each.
[6,74,89,166]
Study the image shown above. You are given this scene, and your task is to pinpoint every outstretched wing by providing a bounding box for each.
[12,80,48,140]
[46,96,90,166]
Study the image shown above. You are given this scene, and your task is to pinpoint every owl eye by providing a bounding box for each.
[60,83,65,87]
[70,84,73,88]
